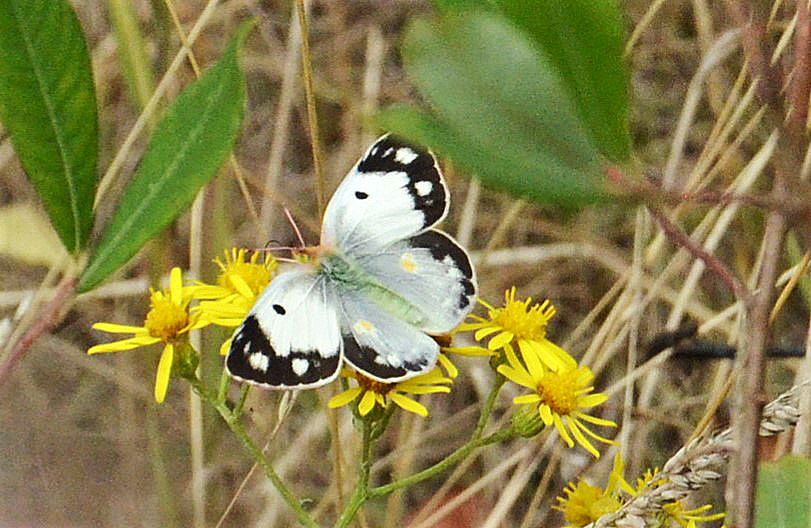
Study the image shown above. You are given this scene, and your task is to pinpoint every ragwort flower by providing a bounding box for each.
[328,364,453,417]
[189,248,276,355]
[498,343,615,457]
[555,453,634,527]
[458,287,576,370]
[555,452,724,527]
[88,268,205,403]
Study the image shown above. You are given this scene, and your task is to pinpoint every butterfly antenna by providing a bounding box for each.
[284,207,307,249]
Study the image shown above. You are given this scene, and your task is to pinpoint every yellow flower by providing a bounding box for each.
[190,248,277,327]
[555,452,724,527]
[458,287,576,370]
[498,343,615,457]
[88,268,205,403]
[555,453,634,527]
[663,502,725,527]
[328,364,453,417]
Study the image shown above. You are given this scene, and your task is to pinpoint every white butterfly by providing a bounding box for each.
[226,135,477,388]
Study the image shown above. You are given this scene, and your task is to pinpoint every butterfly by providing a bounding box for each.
[226,134,477,389]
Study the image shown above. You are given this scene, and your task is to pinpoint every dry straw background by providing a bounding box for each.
[1,1,809,527]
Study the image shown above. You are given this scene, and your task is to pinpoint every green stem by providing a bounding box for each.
[369,375,509,497]
[216,366,230,403]
[190,379,318,528]
[334,417,375,528]
[370,427,514,497]
[475,373,505,437]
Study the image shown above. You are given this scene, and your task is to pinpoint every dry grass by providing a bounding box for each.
[0,1,808,527]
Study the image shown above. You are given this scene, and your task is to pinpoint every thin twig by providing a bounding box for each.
[0,275,77,387]
[647,205,751,304]
[295,0,326,220]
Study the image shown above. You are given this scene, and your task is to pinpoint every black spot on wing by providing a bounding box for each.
[357,135,447,228]
[226,315,340,388]
[272,304,286,315]
[342,334,431,381]
[410,229,477,310]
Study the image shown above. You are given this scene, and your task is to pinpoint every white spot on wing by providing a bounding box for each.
[291,358,310,376]
[249,352,269,372]
[395,147,418,164]
[243,342,251,354]
[414,180,432,196]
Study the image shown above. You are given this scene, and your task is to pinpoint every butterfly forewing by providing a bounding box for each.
[321,135,448,255]
[226,271,342,388]
[338,288,439,382]
[354,229,477,334]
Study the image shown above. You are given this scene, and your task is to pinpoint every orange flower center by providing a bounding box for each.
[356,373,394,395]
[487,289,555,342]
[145,293,189,341]
[537,371,579,415]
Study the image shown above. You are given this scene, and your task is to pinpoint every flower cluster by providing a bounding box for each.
[555,453,725,527]
[87,249,461,414]
[458,287,616,458]
[88,250,276,403]
[86,250,616,447]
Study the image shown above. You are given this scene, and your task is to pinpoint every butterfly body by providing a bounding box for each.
[226,135,476,389]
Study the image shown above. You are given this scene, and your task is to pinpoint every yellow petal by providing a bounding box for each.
[228,273,255,300]
[575,412,616,427]
[358,390,377,415]
[514,394,541,405]
[578,393,608,408]
[488,330,514,351]
[219,337,233,356]
[87,336,161,354]
[567,417,600,458]
[553,414,574,447]
[518,340,545,381]
[92,322,148,334]
[169,268,183,304]
[328,388,362,408]
[443,345,493,357]
[538,404,554,425]
[400,385,450,395]
[389,393,428,416]
[437,354,458,378]
[154,344,174,403]
[474,326,502,341]
[497,364,536,389]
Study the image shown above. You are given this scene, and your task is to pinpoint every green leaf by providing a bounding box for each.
[377,105,606,205]
[385,11,607,206]
[78,22,253,292]
[495,0,631,161]
[0,0,99,252]
[756,455,811,528]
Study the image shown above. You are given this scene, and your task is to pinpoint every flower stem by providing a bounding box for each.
[370,375,510,497]
[334,417,376,528]
[189,379,318,528]
[370,427,514,496]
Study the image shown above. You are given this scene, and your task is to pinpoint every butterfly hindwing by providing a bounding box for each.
[355,229,477,334]
[226,271,342,389]
[321,134,448,255]
[338,287,439,382]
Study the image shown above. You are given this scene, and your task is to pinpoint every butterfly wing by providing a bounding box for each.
[321,134,448,255]
[338,287,439,382]
[226,270,342,389]
[354,229,477,334]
